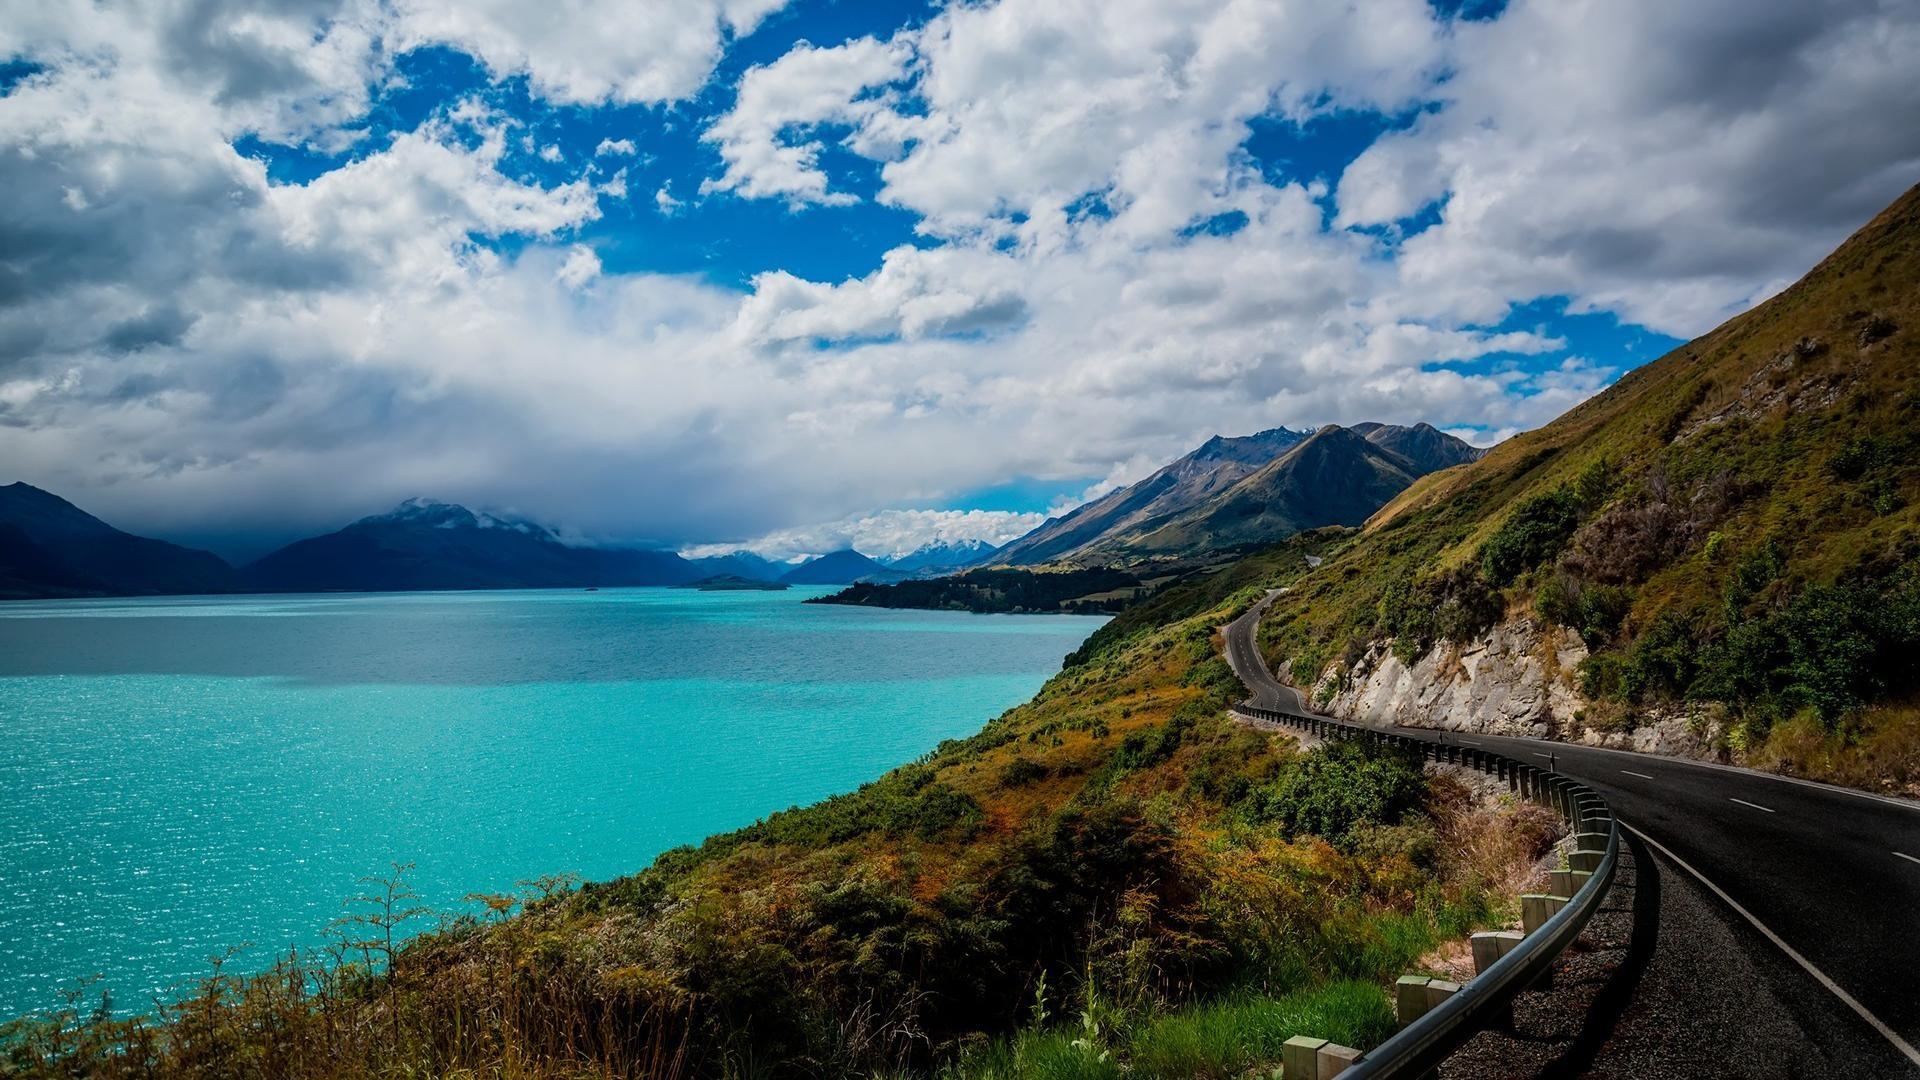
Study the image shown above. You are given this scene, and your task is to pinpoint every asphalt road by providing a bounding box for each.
[1223,592,1920,1073]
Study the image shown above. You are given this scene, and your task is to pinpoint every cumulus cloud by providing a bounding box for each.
[383,0,790,105]
[701,35,913,206]
[2,0,1917,557]
[1337,0,1920,336]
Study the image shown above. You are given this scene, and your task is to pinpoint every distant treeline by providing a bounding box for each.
[809,566,1145,614]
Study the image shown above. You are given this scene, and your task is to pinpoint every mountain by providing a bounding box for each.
[885,538,1000,575]
[1351,421,1484,474]
[1117,424,1424,557]
[0,482,239,598]
[988,426,1311,565]
[244,498,701,592]
[992,422,1480,566]
[1232,181,1920,792]
[777,548,906,585]
[687,550,786,581]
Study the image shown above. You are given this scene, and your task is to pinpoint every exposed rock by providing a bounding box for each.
[1297,616,1727,761]
[1311,618,1586,738]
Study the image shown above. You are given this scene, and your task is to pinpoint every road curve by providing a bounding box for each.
[1221,599,1920,1075]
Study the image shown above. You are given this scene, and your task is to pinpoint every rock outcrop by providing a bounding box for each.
[1287,616,1724,759]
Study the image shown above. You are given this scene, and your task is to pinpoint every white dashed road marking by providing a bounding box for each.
[1895,851,1920,867]
[1729,797,1775,813]
[1621,770,1655,779]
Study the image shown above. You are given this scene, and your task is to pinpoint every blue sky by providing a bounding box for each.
[1,0,1913,558]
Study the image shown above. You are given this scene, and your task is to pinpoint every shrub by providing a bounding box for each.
[1534,572,1631,648]
[1617,609,1701,703]
[1481,487,1584,585]
[1243,741,1427,849]
[1377,566,1502,662]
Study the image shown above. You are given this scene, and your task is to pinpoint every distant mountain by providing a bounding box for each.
[1351,421,1484,474]
[885,538,1000,576]
[991,422,1481,565]
[988,426,1312,566]
[244,498,701,592]
[687,550,786,582]
[1118,425,1423,556]
[778,549,906,585]
[0,482,239,598]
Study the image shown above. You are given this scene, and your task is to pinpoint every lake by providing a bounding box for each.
[0,587,1097,1019]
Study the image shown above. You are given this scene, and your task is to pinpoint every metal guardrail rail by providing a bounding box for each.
[1236,703,1622,1080]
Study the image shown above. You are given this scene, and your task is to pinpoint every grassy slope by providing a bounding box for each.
[2,532,1555,1080]
[1257,183,1920,793]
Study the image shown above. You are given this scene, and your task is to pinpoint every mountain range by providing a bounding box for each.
[989,421,1480,566]
[0,418,1471,599]
[0,482,236,598]
[0,491,989,599]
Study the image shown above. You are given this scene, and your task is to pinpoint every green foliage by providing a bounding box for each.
[1376,566,1502,662]
[1695,563,1920,723]
[1480,486,1584,585]
[1180,656,1244,708]
[1123,984,1393,1080]
[1534,572,1631,647]
[1242,741,1427,849]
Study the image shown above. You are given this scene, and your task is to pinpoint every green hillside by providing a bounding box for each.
[1252,183,1920,794]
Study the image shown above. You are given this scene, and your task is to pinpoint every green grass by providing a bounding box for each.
[943,982,1394,1080]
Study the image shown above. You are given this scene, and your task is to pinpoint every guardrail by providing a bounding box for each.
[1236,703,1622,1080]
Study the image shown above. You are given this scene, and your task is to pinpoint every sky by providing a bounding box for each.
[2,0,1918,561]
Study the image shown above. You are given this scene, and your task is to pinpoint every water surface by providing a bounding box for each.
[0,588,1096,1018]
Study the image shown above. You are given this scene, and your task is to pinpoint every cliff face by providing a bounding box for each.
[1290,615,1723,759]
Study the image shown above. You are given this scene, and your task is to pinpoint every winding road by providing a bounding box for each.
[1224,592,1920,1076]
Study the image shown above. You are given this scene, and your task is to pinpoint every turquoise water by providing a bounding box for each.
[0,588,1097,1019]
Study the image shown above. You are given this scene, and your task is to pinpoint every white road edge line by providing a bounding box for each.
[1620,770,1655,779]
[1627,824,1920,1069]
[1729,797,1776,813]
[1896,851,1920,867]
[1465,733,1920,814]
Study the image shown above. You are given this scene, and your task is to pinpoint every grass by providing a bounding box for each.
[942,981,1394,1080]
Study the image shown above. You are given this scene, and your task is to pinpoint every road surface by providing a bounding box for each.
[1223,592,1920,1074]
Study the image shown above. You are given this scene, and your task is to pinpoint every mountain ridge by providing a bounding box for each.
[990,422,1479,566]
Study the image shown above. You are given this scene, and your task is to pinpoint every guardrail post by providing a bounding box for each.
[1317,1042,1361,1077]
[1423,979,1461,1012]
[1283,1036,1329,1079]
[1470,930,1525,974]
[1520,893,1560,935]
[1396,975,1433,1028]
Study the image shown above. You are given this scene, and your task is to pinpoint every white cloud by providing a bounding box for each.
[685,508,1048,562]
[384,0,790,106]
[3,0,1918,558]
[595,138,637,156]
[556,245,603,289]
[701,35,913,207]
[1337,0,1920,336]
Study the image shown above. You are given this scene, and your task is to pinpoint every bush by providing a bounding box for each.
[1534,572,1631,647]
[1617,609,1700,703]
[1243,741,1427,849]
[1481,487,1584,585]
[1377,566,1502,662]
